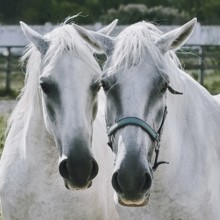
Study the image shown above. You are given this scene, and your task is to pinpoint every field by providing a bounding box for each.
[0,110,8,219]
[0,115,7,153]
[0,117,4,218]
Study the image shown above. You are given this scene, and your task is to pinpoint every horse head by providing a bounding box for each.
[74,18,196,204]
[20,19,117,190]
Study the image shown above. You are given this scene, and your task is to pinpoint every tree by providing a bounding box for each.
[0,0,22,24]
[0,0,220,24]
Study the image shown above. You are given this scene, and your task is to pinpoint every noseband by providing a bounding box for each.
[107,86,182,171]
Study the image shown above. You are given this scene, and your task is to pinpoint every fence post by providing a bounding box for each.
[5,47,12,93]
[198,46,205,85]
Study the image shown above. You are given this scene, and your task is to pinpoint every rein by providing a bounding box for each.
[107,86,183,171]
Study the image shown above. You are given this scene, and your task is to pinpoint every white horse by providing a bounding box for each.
[0,20,119,219]
[74,19,220,219]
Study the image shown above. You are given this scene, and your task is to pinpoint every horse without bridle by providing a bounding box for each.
[0,19,119,220]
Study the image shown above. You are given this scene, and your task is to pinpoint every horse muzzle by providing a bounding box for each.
[115,191,151,207]
[59,156,99,190]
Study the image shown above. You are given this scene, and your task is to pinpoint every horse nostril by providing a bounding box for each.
[112,172,123,193]
[141,173,152,193]
[59,159,69,179]
[89,159,99,181]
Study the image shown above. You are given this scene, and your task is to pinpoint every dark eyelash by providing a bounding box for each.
[91,80,101,92]
[101,79,109,91]
[160,82,169,93]
[40,81,51,94]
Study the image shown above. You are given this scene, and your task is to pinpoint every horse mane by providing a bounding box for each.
[7,20,101,133]
[109,21,182,74]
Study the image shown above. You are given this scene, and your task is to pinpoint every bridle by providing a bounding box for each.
[106,86,183,171]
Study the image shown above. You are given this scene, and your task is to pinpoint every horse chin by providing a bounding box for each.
[114,192,150,207]
[63,179,92,191]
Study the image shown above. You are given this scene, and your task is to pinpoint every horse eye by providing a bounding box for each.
[160,82,168,93]
[101,79,109,92]
[92,81,101,92]
[40,82,51,94]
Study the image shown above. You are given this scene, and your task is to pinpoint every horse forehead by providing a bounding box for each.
[112,59,159,89]
[47,51,99,82]
[108,46,160,75]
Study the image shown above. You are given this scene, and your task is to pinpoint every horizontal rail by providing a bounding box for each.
[0,45,220,93]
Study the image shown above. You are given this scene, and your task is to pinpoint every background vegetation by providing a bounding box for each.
[0,0,220,25]
[0,116,7,153]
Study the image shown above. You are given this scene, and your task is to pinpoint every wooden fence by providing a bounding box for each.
[0,46,24,94]
[178,45,220,85]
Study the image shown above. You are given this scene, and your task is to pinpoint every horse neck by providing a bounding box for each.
[166,68,220,140]
[158,67,220,187]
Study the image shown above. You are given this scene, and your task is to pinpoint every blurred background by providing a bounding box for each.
[1,0,220,25]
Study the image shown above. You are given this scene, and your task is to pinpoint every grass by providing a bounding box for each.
[0,70,24,100]
[188,70,220,95]
[0,114,8,219]
[204,72,220,95]
[0,115,8,154]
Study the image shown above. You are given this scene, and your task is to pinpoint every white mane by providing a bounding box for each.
[8,23,101,131]
[110,21,181,74]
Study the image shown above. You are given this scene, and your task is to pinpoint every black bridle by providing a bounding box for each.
[106,86,183,172]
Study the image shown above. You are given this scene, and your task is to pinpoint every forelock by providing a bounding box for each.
[107,21,181,75]
[43,24,100,74]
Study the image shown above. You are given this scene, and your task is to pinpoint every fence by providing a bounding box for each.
[1,23,220,94]
[0,46,24,94]
[178,45,220,85]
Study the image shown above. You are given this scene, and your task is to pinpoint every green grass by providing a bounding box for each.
[204,72,220,95]
[0,115,8,154]
[0,71,24,100]
[186,70,220,95]
[0,115,8,219]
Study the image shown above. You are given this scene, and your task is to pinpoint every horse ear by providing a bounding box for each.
[97,19,118,35]
[20,21,49,54]
[73,24,114,55]
[156,18,197,53]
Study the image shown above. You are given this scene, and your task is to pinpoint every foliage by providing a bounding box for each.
[0,0,97,24]
[0,0,220,24]
[204,72,220,95]
[145,6,190,25]
[100,4,148,24]
[101,4,190,25]
[167,0,220,25]
[0,115,7,153]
